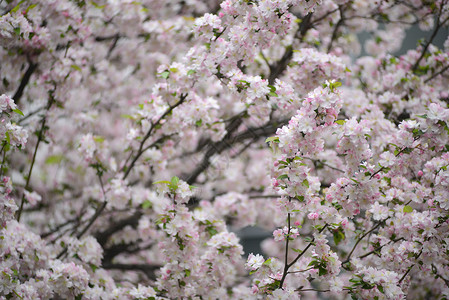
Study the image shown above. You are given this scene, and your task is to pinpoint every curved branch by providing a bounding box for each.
[13,61,37,104]
[122,94,187,179]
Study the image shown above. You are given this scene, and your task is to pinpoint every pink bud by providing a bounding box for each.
[307,212,319,220]
[417,170,423,177]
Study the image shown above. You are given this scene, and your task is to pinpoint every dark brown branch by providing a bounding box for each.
[425,64,449,83]
[358,238,404,260]
[16,94,53,221]
[327,5,345,53]
[13,61,37,104]
[184,118,288,185]
[268,12,313,84]
[411,9,449,72]
[280,211,292,288]
[106,34,120,59]
[95,211,143,247]
[398,250,423,284]
[122,94,187,179]
[279,224,328,288]
[40,218,78,239]
[342,219,387,265]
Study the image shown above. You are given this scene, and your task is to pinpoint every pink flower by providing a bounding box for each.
[307,212,319,220]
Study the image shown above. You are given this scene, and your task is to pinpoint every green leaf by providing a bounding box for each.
[11,2,21,13]
[93,136,105,143]
[277,174,288,180]
[170,176,179,186]
[90,264,98,272]
[302,179,309,188]
[45,155,64,165]
[304,236,313,243]
[268,91,278,97]
[142,200,152,209]
[187,69,196,76]
[91,1,106,9]
[206,226,218,236]
[333,230,345,245]
[345,67,351,73]
[335,120,345,125]
[71,64,82,72]
[263,258,271,265]
[160,71,170,79]
[12,108,24,116]
[265,136,279,143]
[5,131,11,145]
[318,266,327,276]
[403,205,413,213]
[75,294,83,300]
[153,180,171,185]
[25,4,37,13]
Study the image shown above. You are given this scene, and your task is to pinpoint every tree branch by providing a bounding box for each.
[13,61,37,104]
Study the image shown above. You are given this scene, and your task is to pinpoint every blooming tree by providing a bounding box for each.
[1,0,449,299]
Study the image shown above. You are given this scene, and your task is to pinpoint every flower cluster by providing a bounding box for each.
[1,0,449,299]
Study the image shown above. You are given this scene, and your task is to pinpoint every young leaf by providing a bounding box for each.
[160,71,170,79]
[45,155,64,165]
[403,205,413,213]
[142,200,152,209]
[265,136,279,143]
[12,108,24,116]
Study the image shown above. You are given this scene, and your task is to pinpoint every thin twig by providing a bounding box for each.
[398,250,423,284]
[279,224,328,288]
[122,94,187,179]
[343,218,388,264]
[57,173,108,259]
[424,64,449,83]
[16,96,53,221]
[411,9,449,72]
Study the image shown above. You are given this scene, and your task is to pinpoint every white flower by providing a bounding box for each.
[246,253,264,270]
